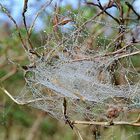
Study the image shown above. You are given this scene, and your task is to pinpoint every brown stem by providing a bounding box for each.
[72,120,140,127]
[28,0,53,38]
[97,0,120,24]
[0,3,28,51]
[22,0,35,50]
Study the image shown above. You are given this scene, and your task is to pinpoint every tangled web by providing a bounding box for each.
[16,10,140,123]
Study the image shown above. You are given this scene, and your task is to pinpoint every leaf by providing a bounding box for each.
[58,18,72,26]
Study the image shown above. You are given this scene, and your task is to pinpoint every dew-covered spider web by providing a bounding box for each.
[13,4,140,125]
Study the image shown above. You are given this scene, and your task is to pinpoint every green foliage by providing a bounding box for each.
[10,106,33,127]
[41,118,57,136]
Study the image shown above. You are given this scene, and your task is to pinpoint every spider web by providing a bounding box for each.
[13,4,140,124]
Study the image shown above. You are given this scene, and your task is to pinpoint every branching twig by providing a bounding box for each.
[116,50,140,59]
[28,0,53,37]
[97,0,120,24]
[69,47,140,62]
[105,41,139,56]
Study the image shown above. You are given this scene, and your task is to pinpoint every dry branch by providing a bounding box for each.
[1,86,140,127]
[0,3,27,51]
[125,1,140,20]
[28,0,53,37]
[72,120,140,127]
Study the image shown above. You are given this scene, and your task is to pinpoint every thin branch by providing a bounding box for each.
[133,114,140,123]
[86,1,117,8]
[125,1,140,20]
[63,98,74,129]
[0,86,50,105]
[23,0,49,58]
[69,44,140,63]
[116,50,140,59]
[22,0,34,50]
[72,120,140,127]
[73,126,84,140]
[0,3,27,51]
[22,0,28,33]
[97,0,120,24]
[105,41,138,56]
[28,0,53,37]
[106,32,126,49]
[86,2,99,7]
[76,11,104,33]
[63,98,83,139]
[0,86,25,105]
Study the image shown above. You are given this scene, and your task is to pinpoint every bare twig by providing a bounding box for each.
[63,98,74,129]
[69,46,140,62]
[133,114,140,123]
[97,0,120,24]
[22,0,34,50]
[72,120,140,127]
[63,98,83,140]
[86,0,120,24]
[106,32,127,49]
[0,3,27,50]
[125,1,140,20]
[86,2,99,7]
[73,126,84,140]
[116,50,140,59]
[0,86,24,105]
[105,41,138,56]
[22,0,29,33]
[28,0,53,37]
[0,86,50,105]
